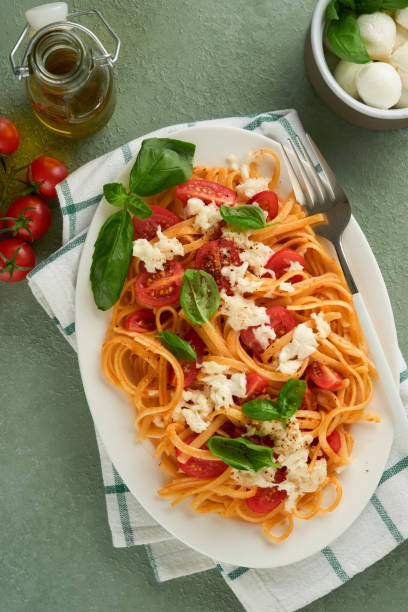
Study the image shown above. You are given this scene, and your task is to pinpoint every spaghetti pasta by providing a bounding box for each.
[101,148,378,542]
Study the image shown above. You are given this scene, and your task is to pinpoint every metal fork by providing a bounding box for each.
[280,135,408,442]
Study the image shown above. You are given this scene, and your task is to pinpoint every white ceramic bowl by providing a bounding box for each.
[307,0,408,129]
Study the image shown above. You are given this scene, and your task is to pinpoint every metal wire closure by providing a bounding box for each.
[10,8,121,79]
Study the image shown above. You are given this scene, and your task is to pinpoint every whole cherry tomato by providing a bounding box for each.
[27,156,68,199]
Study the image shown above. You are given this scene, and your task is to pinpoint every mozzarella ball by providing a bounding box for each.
[356,62,402,109]
[357,12,396,60]
[393,24,408,52]
[395,8,408,30]
[395,87,408,108]
[390,42,408,88]
[334,61,364,98]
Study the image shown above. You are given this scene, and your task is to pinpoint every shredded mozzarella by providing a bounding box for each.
[222,228,274,276]
[278,323,318,375]
[279,281,294,293]
[220,291,269,330]
[311,312,331,339]
[132,227,184,273]
[236,177,270,199]
[185,197,221,233]
[221,262,261,294]
[173,389,213,433]
[285,260,304,272]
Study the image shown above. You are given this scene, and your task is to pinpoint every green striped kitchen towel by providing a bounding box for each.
[27,110,408,612]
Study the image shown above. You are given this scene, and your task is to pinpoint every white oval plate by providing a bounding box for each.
[76,126,398,568]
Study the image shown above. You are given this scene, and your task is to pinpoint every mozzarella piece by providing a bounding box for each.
[279,281,294,293]
[185,197,221,233]
[357,12,396,61]
[221,262,262,294]
[236,177,270,199]
[356,62,402,109]
[252,324,276,351]
[390,42,408,89]
[220,291,269,330]
[394,24,408,52]
[200,361,247,409]
[311,312,331,339]
[277,450,327,510]
[173,389,213,433]
[222,229,274,276]
[278,323,318,375]
[334,60,363,98]
[395,7,408,30]
[132,227,184,273]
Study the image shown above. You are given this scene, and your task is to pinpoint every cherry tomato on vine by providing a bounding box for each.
[0,118,20,155]
[0,239,35,282]
[5,195,51,242]
[27,156,68,199]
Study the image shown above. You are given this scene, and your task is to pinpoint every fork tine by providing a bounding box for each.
[295,136,327,203]
[279,144,306,207]
[288,139,317,209]
[306,134,338,200]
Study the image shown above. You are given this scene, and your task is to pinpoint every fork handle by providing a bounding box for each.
[352,293,408,446]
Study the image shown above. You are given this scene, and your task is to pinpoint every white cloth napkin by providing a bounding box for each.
[27,110,408,612]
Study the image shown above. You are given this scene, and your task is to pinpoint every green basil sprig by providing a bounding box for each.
[208,436,281,472]
[90,138,195,311]
[325,0,408,64]
[180,269,220,326]
[90,209,134,311]
[219,204,269,230]
[242,379,306,427]
[158,331,197,362]
[129,138,195,196]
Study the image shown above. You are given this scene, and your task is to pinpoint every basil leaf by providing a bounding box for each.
[90,209,133,311]
[326,0,340,20]
[355,0,382,11]
[129,138,195,196]
[158,331,197,362]
[126,193,153,219]
[180,269,220,326]
[327,14,371,63]
[103,183,129,206]
[241,399,280,421]
[380,0,408,8]
[277,379,306,422]
[208,436,281,472]
[219,204,268,230]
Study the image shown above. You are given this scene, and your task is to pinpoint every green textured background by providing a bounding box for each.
[1,1,407,611]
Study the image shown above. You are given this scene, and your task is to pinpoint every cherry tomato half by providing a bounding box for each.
[0,118,20,154]
[135,260,184,307]
[246,486,287,514]
[0,238,35,282]
[327,429,341,453]
[5,195,51,242]
[247,191,279,220]
[169,329,206,388]
[27,156,68,199]
[240,306,296,356]
[132,204,181,240]
[263,248,305,283]
[125,308,156,332]
[246,372,269,396]
[307,360,343,390]
[195,238,241,290]
[176,179,236,207]
[175,435,228,478]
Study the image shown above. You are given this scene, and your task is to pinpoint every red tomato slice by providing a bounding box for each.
[176,179,236,206]
[240,306,296,356]
[247,191,278,220]
[327,429,341,453]
[307,360,343,390]
[175,435,228,478]
[301,384,316,411]
[132,204,181,240]
[246,372,268,396]
[134,260,184,307]
[246,487,287,514]
[263,248,305,283]
[125,308,156,332]
[169,329,206,388]
[195,238,241,290]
